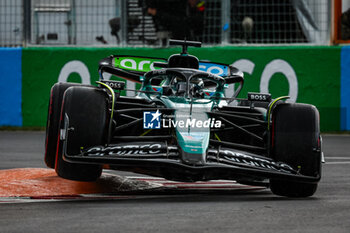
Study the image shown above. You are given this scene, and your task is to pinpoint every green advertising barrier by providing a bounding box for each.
[22,46,340,131]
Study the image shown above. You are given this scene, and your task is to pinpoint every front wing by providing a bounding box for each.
[62,141,320,184]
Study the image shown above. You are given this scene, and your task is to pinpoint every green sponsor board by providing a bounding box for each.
[22,47,177,127]
[22,46,340,131]
[190,46,341,131]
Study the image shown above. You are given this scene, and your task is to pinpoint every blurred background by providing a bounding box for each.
[1,0,350,132]
[1,0,348,47]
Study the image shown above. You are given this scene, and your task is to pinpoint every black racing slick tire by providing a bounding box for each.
[55,86,108,181]
[45,82,85,169]
[270,103,322,197]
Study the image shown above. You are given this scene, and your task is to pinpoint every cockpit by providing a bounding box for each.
[143,69,224,99]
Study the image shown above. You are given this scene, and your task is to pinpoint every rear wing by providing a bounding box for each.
[99,55,243,85]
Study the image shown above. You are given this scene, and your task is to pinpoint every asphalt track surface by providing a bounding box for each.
[0,131,350,233]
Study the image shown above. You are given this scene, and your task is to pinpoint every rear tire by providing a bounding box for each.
[45,82,85,168]
[55,86,108,181]
[270,103,321,197]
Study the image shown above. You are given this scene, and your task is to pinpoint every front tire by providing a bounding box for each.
[55,86,108,181]
[270,103,321,197]
[45,82,85,168]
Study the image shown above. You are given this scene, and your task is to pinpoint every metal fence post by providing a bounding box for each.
[120,0,127,46]
[23,0,31,47]
[221,0,230,44]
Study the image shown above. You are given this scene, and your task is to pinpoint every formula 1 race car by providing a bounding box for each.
[45,40,323,197]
